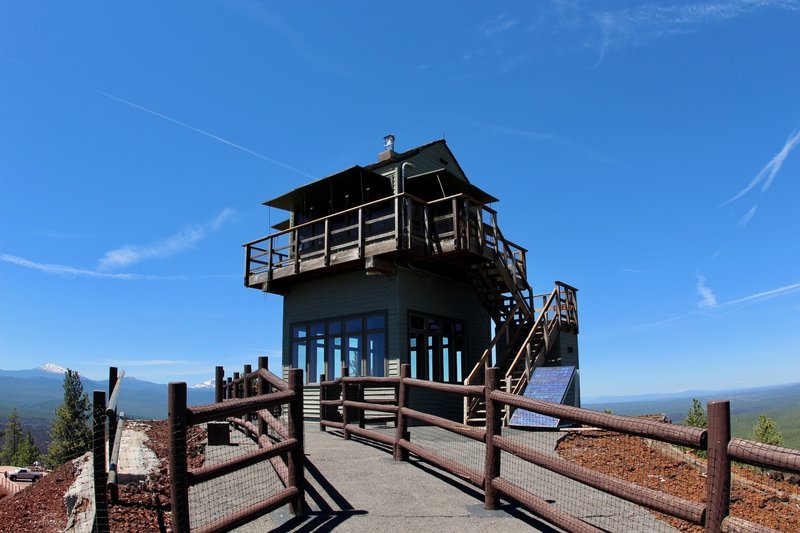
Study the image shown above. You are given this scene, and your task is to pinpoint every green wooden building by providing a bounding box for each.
[244,136,580,424]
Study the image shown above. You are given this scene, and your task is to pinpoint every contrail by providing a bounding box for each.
[98,91,314,179]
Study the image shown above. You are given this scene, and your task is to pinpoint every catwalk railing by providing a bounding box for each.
[88,366,127,533]
[320,364,800,533]
[168,358,304,533]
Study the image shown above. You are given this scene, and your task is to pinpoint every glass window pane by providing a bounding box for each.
[347,335,361,376]
[292,341,307,380]
[328,336,342,379]
[292,325,306,339]
[456,350,463,382]
[327,320,341,335]
[345,318,362,333]
[442,346,450,382]
[367,332,385,376]
[310,322,324,337]
[366,314,385,330]
[310,337,325,382]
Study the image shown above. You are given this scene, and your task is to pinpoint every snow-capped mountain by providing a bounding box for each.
[39,363,67,374]
[191,379,215,389]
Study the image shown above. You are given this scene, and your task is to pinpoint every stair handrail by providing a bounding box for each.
[464,299,524,387]
[505,282,579,398]
[503,285,559,384]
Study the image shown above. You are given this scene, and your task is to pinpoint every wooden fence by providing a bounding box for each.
[168,359,305,533]
[320,364,800,533]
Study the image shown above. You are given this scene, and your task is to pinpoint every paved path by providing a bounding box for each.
[253,424,558,533]
[189,423,679,532]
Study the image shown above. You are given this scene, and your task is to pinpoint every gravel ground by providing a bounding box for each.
[0,462,75,533]
[556,431,800,531]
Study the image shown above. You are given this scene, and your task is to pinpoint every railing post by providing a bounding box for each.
[341,367,351,440]
[215,366,224,404]
[394,364,410,461]
[394,196,401,249]
[319,373,327,432]
[242,364,253,437]
[287,368,305,516]
[168,382,190,533]
[226,377,232,400]
[107,366,118,468]
[233,372,240,399]
[484,367,501,510]
[358,383,366,429]
[92,390,109,533]
[292,228,300,274]
[107,366,119,504]
[323,218,330,266]
[358,209,364,258]
[705,400,731,532]
[243,364,252,398]
[257,357,268,437]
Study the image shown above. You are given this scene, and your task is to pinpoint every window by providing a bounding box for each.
[408,312,466,383]
[290,312,388,383]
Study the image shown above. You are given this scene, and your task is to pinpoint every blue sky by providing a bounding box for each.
[1,1,799,397]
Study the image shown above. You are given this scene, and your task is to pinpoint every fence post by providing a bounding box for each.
[243,364,252,398]
[287,368,306,516]
[319,374,327,432]
[394,364,410,461]
[484,367,501,510]
[107,367,118,464]
[705,400,731,532]
[92,390,109,533]
[168,382,190,533]
[233,372,240,398]
[358,383,366,429]
[226,377,232,400]
[341,367,351,440]
[107,367,119,504]
[215,366,224,403]
[257,356,268,437]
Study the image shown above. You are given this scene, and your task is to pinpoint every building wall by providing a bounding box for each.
[282,263,491,420]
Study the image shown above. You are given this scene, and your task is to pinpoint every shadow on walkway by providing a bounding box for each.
[269,457,367,532]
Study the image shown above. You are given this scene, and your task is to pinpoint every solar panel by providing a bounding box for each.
[508,366,575,428]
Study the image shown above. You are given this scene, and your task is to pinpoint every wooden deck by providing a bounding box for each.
[244,193,520,293]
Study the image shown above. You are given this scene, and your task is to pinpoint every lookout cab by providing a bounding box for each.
[244,136,580,425]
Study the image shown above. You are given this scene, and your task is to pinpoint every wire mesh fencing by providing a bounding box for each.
[318,364,800,532]
[168,363,305,533]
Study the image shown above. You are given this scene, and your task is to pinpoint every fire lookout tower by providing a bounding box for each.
[244,136,580,425]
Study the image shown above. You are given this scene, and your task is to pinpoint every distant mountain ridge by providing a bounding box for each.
[0,364,215,420]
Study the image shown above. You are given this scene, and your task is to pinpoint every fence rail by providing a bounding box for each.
[320,364,799,533]
[169,358,304,533]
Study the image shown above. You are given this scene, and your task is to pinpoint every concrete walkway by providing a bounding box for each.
[249,424,559,533]
[194,422,679,532]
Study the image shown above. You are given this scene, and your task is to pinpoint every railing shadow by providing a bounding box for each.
[268,456,367,532]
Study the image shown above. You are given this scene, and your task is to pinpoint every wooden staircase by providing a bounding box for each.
[463,224,578,425]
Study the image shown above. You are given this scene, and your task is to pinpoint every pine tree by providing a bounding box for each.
[47,369,92,466]
[12,430,41,467]
[684,398,707,428]
[0,409,23,465]
[751,413,783,446]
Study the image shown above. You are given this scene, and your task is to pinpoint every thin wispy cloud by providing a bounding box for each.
[720,130,800,207]
[98,208,236,270]
[98,91,314,179]
[110,359,189,367]
[482,14,521,37]
[0,253,167,280]
[737,205,758,227]
[471,121,619,164]
[722,282,800,307]
[695,273,718,309]
[547,1,800,66]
